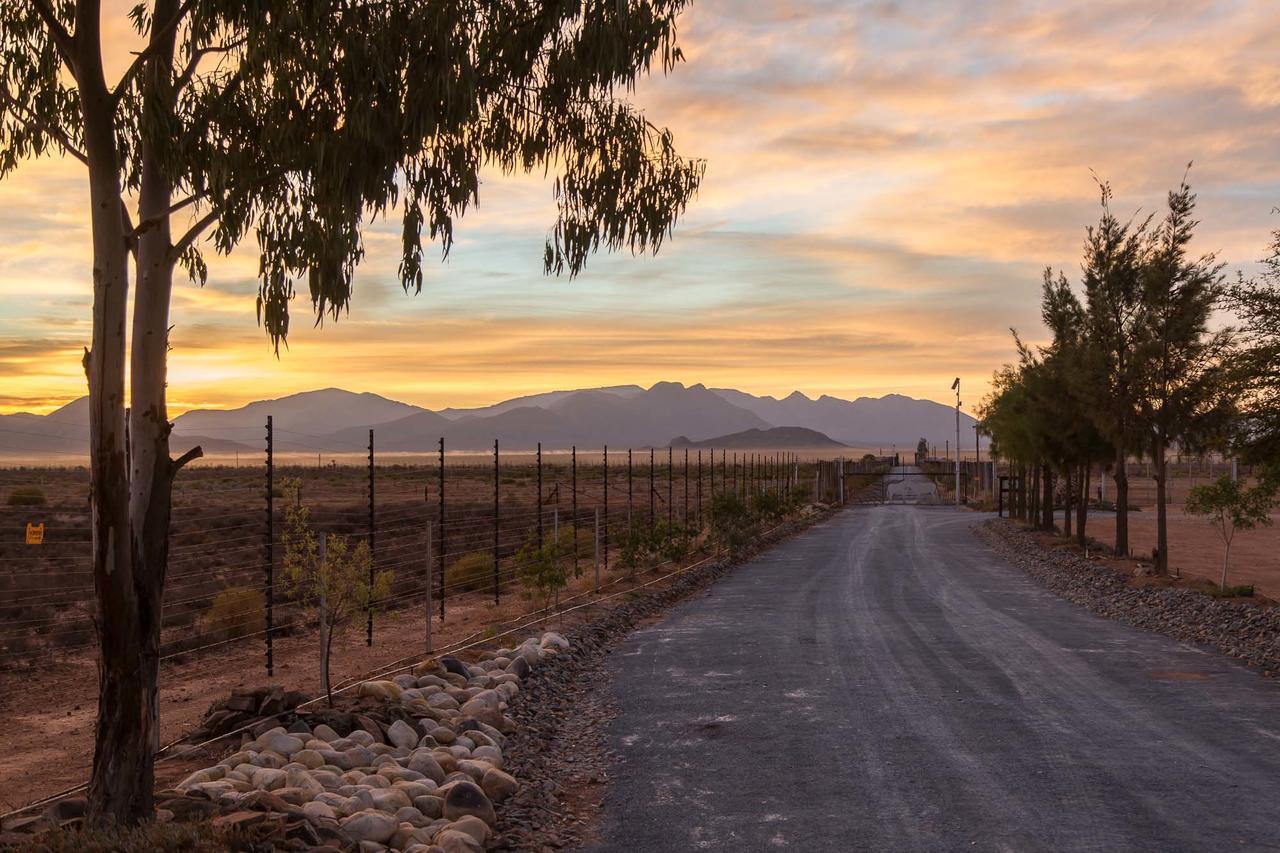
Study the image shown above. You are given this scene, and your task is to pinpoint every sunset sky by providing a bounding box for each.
[2,1,1279,416]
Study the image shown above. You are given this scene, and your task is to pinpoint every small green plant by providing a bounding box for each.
[281,479,393,706]
[1185,473,1277,593]
[449,552,497,592]
[1208,584,1255,599]
[710,493,757,557]
[651,520,692,562]
[515,539,568,612]
[205,585,265,642]
[752,490,786,521]
[7,484,46,506]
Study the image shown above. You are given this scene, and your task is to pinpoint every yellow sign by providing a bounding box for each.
[25,522,44,545]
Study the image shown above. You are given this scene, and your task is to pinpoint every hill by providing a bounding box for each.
[669,426,848,450]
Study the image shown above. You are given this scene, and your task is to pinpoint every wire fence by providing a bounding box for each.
[0,422,829,678]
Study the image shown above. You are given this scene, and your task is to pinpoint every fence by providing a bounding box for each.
[0,424,819,676]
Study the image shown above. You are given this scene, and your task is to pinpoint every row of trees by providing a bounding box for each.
[980,172,1279,577]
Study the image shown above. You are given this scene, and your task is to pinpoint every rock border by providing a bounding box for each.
[978,519,1280,676]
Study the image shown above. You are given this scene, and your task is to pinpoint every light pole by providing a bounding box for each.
[951,377,961,506]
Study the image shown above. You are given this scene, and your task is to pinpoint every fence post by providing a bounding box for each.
[593,506,601,593]
[649,447,655,534]
[537,442,544,549]
[683,448,689,524]
[367,429,375,646]
[494,439,500,606]
[438,437,445,622]
[426,521,434,652]
[603,446,609,573]
[572,446,579,577]
[628,449,633,532]
[265,415,274,677]
[697,450,703,526]
[668,446,673,527]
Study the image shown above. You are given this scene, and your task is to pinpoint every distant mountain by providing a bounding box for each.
[173,388,426,451]
[0,398,90,456]
[1,381,983,459]
[670,427,848,450]
[710,388,981,449]
[438,385,643,420]
[347,382,770,450]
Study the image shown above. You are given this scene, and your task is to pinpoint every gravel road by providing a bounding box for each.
[585,506,1280,852]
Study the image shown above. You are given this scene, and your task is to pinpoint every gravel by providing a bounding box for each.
[978,519,1280,676]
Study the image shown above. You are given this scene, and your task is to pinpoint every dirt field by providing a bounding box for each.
[1081,510,1280,599]
[0,455,822,815]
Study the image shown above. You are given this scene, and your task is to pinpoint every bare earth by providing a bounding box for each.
[0,553,684,815]
[1083,509,1280,598]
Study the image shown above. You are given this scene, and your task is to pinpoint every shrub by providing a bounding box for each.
[710,493,757,557]
[7,485,46,506]
[516,540,567,611]
[449,552,498,592]
[204,585,265,642]
[752,491,786,521]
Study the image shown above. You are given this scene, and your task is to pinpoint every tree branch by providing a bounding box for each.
[111,0,200,102]
[171,445,203,472]
[0,89,87,165]
[171,209,220,258]
[30,0,76,65]
[174,37,249,94]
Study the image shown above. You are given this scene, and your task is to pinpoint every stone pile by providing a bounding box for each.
[980,520,1280,675]
[192,684,312,740]
[172,631,572,852]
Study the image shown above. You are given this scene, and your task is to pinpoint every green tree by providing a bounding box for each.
[1135,175,1231,575]
[1080,180,1153,556]
[1185,474,1277,592]
[281,481,392,708]
[1228,231,1280,463]
[1,1,701,822]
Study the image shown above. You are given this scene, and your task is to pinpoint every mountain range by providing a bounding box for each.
[0,382,981,457]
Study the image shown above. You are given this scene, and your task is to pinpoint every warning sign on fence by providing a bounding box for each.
[25,522,44,545]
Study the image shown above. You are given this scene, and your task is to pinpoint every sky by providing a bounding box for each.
[2,0,1279,417]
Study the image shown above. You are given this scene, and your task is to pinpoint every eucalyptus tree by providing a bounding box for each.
[1,0,703,823]
[1135,176,1230,576]
[1080,182,1152,557]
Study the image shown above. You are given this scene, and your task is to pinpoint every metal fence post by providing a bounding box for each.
[628,448,633,532]
[603,445,609,573]
[649,447,655,534]
[367,428,375,646]
[494,439,500,606]
[265,415,274,677]
[537,442,544,549]
[438,437,445,621]
[572,446,579,577]
[667,446,673,527]
[593,506,601,592]
[426,521,434,652]
[697,450,703,525]
[683,448,689,524]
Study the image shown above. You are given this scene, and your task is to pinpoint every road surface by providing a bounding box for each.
[882,464,941,503]
[585,506,1280,852]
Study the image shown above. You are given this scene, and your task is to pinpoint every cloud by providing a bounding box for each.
[2,0,1280,416]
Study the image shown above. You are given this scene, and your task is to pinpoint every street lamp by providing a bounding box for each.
[951,377,961,506]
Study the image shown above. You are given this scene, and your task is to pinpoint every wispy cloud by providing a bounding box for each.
[2,0,1278,415]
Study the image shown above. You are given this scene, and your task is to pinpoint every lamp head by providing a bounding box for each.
[951,377,960,391]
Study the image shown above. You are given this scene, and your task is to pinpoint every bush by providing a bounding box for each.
[205,585,265,642]
[1209,584,1255,598]
[515,540,567,611]
[448,551,497,592]
[7,485,46,506]
[751,491,786,521]
[710,493,757,557]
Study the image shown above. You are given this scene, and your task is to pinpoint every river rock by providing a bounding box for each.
[442,781,495,825]
[341,809,398,844]
[480,767,518,803]
[387,719,420,751]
